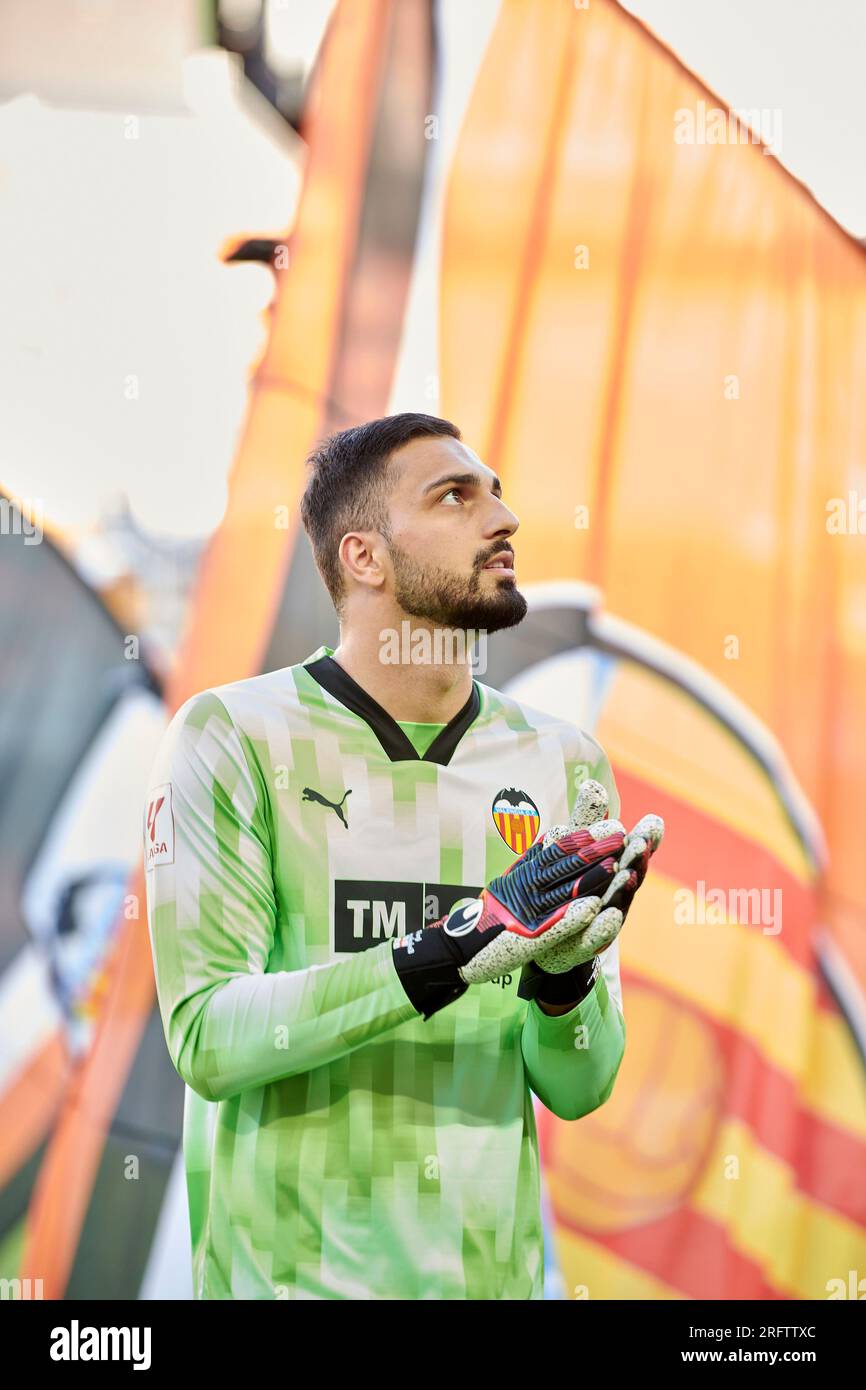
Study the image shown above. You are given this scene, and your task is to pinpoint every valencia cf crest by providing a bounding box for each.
[492,787,540,854]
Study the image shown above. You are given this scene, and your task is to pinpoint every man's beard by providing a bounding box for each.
[386,538,527,633]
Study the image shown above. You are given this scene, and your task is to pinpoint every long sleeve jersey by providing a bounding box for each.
[143,644,625,1299]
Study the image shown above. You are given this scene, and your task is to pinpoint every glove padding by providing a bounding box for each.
[452,818,625,984]
[531,779,664,973]
[391,815,625,1015]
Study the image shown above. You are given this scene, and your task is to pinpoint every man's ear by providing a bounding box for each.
[338,531,387,590]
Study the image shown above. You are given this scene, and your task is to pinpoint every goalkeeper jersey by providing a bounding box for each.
[144,644,626,1300]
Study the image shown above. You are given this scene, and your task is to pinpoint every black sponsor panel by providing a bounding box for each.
[423,881,484,924]
[334,880,484,952]
[334,880,423,952]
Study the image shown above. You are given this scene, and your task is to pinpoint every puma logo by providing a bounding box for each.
[301,786,352,828]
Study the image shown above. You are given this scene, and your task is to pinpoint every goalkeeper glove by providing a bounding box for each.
[518,779,664,1004]
[391,817,624,1020]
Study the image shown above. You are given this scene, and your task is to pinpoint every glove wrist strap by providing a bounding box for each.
[517,956,599,1006]
[391,920,469,1020]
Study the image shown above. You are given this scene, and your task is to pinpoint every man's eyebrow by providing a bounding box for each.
[421,471,502,497]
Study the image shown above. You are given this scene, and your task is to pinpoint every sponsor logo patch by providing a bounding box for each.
[145,783,175,870]
[334,880,483,953]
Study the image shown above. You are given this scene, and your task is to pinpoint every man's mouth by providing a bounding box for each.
[482,550,515,577]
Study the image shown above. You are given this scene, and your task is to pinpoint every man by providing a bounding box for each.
[144,412,661,1300]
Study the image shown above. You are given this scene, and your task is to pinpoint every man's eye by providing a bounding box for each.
[441,488,463,504]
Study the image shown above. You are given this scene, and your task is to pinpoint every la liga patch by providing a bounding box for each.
[145,783,175,870]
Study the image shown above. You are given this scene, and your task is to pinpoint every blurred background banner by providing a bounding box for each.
[437,0,866,1299]
[1,0,864,1300]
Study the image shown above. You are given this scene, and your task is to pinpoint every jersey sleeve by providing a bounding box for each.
[520,970,626,1120]
[144,690,419,1103]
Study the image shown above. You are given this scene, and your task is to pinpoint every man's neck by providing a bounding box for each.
[331,624,474,724]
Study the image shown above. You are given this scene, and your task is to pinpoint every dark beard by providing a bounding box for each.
[387,539,527,634]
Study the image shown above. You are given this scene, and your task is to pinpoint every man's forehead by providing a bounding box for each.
[390,435,493,487]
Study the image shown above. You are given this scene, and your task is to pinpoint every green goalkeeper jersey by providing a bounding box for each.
[144,644,626,1299]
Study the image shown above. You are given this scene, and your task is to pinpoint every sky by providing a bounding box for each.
[621,0,866,237]
[0,0,862,548]
[0,49,300,540]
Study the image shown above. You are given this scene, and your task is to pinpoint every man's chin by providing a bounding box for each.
[443,587,528,634]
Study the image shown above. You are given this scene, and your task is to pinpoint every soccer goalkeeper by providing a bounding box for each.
[144,413,663,1300]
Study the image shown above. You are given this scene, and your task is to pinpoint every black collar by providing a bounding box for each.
[302,654,481,765]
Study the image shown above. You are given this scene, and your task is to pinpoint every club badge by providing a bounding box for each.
[491,787,540,855]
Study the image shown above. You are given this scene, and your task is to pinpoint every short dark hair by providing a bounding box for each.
[300,412,461,614]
